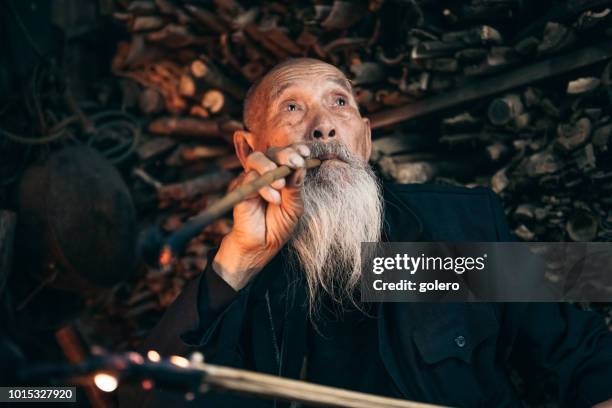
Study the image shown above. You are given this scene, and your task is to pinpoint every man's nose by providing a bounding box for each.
[310,121,336,140]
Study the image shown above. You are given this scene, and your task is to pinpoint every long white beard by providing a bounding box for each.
[289,141,383,317]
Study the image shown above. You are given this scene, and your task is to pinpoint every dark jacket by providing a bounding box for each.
[119,183,612,408]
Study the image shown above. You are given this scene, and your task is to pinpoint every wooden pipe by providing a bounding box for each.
[159,158,322,265]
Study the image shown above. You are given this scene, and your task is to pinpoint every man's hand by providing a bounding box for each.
[593,398,612,408]
[212,143,311,290]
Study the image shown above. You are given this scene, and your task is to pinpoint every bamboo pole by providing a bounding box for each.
[197,361,444,408]
[20,352,447,408]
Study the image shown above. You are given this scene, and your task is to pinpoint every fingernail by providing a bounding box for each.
[298,145,310,156]
[290,156,305,167]
[295,172,304,186]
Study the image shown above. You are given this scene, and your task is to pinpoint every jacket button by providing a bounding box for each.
[455,335,466,348]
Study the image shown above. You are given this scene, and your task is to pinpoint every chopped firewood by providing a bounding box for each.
[556,117,592,151]
[320,1,368,30]
[217,154,242,170]
[488,94,524,125]
[149,117,228,138]
[138,87,165,114]
[184,4,229,34]
[181,145,231,161]
[157,170,235,202]
[566,77,600,94]
[130,15,166,32]
[442,25,503,45]
[135,137,176,161]
[190,57,245,100]
[566,209,598,241]
[201,89,232,115]
[538,22,576,55]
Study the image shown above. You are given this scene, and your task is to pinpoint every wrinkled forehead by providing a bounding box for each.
[263,63,352,102]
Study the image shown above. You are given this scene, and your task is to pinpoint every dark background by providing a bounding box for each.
[1,1,611,407]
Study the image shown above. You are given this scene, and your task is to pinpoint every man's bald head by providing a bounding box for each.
[243,58,352,133]
[234,57,371,170]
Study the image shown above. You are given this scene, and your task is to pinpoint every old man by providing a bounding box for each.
[119,58,612,408]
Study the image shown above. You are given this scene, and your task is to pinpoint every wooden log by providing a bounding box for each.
[369,41,612,129]
[138,87,165,114]
[350,62,385,85]
[320,1,368,30]
[178,74,200,98]
[593,124,612,150]
[147,24,210,49]
[136,137,177,161]
[149,117,224,138]
[379,154,479,184]
[184,4,229,34]
[441,112,481,132]
[566,209,598,241]
[126,1,158,14]
[410,58,459,73]
[441,25,503,45]
[411,41,464,59]
[566,77,601,94]
[181,145,231,161]
[537,22,576,55]
[371,133,437,158]
[0,210,16,296]
[514,36,539,57]
[157,170,235,202]
[556,117,592,151]
[129,15,166,32]
[523,151,563,177]
[217,154,242,170]
[488,94,524,125]
[454,48,487,62]
[201,89,232,115]
[190,58,245,100]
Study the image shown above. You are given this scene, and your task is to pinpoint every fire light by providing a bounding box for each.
[94,373,118,392]
[147,350,161,362]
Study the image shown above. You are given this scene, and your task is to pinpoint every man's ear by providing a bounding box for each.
[362,117,372,161]
[233,129,256,169]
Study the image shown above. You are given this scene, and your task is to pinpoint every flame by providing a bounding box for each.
[159,247,173,266]
[94,373,118,392]
[141,379,154,390]
[170,355,190,368]
[147,350,161,362]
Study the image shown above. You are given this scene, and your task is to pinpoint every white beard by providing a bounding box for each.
[289,141,383,317]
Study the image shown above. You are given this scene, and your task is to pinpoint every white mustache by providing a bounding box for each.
[306,140,359,165]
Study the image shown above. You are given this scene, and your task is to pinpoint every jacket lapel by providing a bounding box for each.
[377,184,427,399]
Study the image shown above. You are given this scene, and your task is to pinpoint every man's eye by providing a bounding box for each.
[336,97,346,106]
[286,103,298,112]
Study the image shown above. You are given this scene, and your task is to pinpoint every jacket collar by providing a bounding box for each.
[382,183,425,243]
